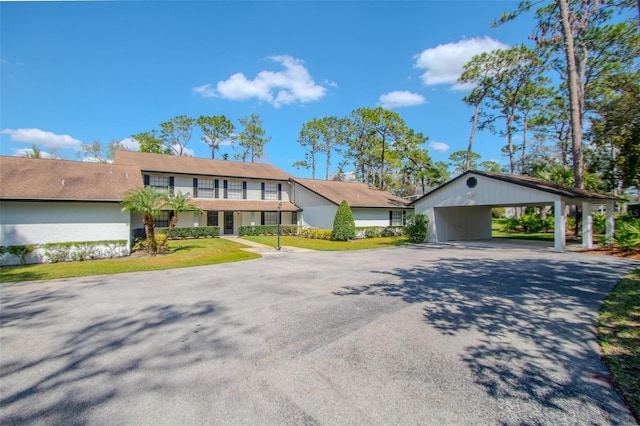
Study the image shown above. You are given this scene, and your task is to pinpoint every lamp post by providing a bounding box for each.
[276,202,282,251]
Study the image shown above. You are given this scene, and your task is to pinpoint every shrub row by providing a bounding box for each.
[299,228,333,240]
[355,226,405,239]
[238,225,298,236]
[156,226,220,239]
[0,240,129,265]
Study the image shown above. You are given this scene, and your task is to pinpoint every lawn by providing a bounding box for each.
[492,218,556,241]
[0,238,260,283]
[241,235,411,251]
[599,267,640,421]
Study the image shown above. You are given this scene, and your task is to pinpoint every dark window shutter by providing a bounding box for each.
[261,183,265,200]
[278,183,282,200]
[223,180,228,199]
[215,179,219,198]
[389,211,393,226]
[261,212,265,224]
[143,175,150,187]
[242,181,247,199]
[193,178,198,198]
[169,177,175,193]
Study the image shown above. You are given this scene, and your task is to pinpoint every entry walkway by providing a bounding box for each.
[219,235,315,253]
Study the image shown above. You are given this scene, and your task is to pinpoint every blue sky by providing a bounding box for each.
[1,1,538,178]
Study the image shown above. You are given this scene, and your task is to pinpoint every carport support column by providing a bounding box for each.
[605,200,615,245]
[582,201,593,249]
[554,200,566,253]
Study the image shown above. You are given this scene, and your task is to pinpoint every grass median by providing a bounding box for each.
[241,235,411,251]
[0,238,260,283]
[599,267,640,421]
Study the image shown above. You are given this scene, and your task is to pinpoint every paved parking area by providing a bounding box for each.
[1,245,638,425]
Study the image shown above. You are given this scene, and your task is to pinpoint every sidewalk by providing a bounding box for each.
[219,235,314,253]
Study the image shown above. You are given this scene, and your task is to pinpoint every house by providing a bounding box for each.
[0,156,141,265]
[411,170,620,252]
[113,150,300,235]
[0,152,411,264]
[289,178,412,229]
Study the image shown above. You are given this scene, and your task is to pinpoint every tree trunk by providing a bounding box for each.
[558,0,585,189]
[466,102,481,171]
[143,213,157,255]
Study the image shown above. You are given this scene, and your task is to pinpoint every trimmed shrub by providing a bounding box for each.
[519,212,553,234]
[331,200,356,241]
[405,213,428,243]
[44,242,73,263]
[237,225,297,236]
[299,228,332,240]
[155,226,220,239]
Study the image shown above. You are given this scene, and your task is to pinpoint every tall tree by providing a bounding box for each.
[121,187,164,255]
[133,131,167,154]
[295,120,324,179]
[160,115,196,156]
[449,150,481,174]
[197,115,235,159]
[395,129,434,195]
[235,114,271,163]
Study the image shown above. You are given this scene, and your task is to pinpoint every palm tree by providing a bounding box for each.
[121,187,164,255]
[163,191,203,240]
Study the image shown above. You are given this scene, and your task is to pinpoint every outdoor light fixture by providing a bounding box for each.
[277,202,283,251]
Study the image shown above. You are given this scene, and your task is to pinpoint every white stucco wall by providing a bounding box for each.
[1,201,131,265]
[428,206,492,242]
[291,184,337,229]
[353,208,403,227]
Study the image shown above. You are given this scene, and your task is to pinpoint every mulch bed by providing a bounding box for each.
[581,247,640,261]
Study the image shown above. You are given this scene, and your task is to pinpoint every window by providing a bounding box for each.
[291,211,298,225]
[198,179,214,198]
[390,210,403,226]
[146,175,173,194]
[264,183,278,200]
[154,211,170,228]
[206,211,218,226]
[227,180,243,199]
[263,211,278,225]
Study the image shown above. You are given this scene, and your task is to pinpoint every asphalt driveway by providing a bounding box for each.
[1,244,638,425]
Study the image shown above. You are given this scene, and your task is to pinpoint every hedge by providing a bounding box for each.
[155,226,220,239]
[238,225,298,236]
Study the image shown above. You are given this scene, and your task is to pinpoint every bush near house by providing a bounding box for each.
[156,226,220,239]
[238,225,297,236]
[331,200,356,241]
[405,213,428,243]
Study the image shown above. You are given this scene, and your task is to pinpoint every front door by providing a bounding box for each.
[224,211,234,234]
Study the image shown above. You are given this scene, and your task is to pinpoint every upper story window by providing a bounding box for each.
[227,180,243,199]
[264,183,278,200]
[198,179,215,198]
[145,175,173,194]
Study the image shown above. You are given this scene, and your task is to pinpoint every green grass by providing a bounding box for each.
[0,238,260,283]
[241,235,411,251]
[492,218,556,241]
[599,267,640,421]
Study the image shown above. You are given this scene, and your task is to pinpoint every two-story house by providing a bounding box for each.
[114,151,300,235]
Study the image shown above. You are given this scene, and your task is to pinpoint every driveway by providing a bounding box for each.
[1,245,638,425]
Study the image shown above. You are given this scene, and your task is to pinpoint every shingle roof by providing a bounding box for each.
[192,200,300,212]
[409,170,622,204]
[114,150,292,181]
[291,178,411,208]
[0,156,143,201]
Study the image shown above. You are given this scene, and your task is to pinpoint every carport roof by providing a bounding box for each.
[410,170,622,205]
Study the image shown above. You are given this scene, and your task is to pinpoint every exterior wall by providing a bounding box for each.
[0,201,130,265]
[154,173,292,202]
[291,184,337,229]
[414,174,559,211]
[353,208,406,227]
[430,206,492,242]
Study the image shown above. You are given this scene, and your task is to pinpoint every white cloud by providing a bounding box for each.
[193,55,328,108]
[414,37,508,90]
[1,128,83,149]
[378,91,426,109]
[429,141,450,152]
[118,137,140,151]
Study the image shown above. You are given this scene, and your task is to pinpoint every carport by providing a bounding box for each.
[411,171,621,252]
